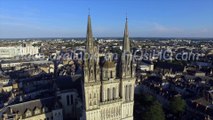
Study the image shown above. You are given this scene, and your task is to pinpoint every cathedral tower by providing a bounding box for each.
[83,15,135,120]
[120,17,135,120]
[83,15,101,120]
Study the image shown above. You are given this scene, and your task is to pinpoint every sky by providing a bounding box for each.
[0,0,213,38]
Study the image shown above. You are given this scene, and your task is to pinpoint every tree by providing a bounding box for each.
[143,94,155,106]
[110,47,122,55]
[143,101,165,120]
[134,94,165,120]
[169,96,186,114]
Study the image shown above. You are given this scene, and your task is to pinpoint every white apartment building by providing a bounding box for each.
[0,43,39,58]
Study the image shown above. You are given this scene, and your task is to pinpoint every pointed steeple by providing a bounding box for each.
[123,17,130,52]
[86,15,94,53]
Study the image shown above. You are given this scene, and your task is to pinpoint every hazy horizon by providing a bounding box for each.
[0,0,213,38]
[0,36,213,40]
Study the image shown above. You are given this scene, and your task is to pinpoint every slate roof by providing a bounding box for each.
[2,96,60,115]
[55,75,83,98]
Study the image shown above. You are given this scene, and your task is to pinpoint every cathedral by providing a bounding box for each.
[83,15,136,120]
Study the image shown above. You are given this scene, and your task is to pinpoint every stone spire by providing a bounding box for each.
[123,17,130,52]
[121,16,132,78]
[84,14,96,83]
[86,15,94,54]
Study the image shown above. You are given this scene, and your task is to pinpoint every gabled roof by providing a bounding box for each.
[2,96,60,115]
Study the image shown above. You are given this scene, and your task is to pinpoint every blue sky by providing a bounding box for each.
[0,0,213,38]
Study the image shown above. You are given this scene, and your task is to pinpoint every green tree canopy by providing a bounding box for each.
[135,94,165,120]
[143,101,165,120]
[169,96,186,114]
[142,101,165,120]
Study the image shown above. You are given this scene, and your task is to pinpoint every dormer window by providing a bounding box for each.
[25,109,32,117]
[34,107,41,115]
[42,107,48,113]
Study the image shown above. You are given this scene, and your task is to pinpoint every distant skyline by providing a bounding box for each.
[0,0,213,38]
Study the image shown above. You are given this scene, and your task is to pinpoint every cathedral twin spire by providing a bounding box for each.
[121,16,133,78]
[85,14,131,81]
[123,17,130,53]
[86,15,94,54]
[86,15,130,55]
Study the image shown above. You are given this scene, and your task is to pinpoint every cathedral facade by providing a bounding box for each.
[83,15,136,120]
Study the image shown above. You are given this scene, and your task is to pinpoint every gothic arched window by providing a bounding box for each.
[66,95,70,105]
[129,85,132,101]
[105,71,108,78]
[113,87,116,100]
[90,69,93,80]
[107,88,110,101]
[110,71,113,78]
[70,94,73,104]
[90,94,92,99]
[125,85,128,101]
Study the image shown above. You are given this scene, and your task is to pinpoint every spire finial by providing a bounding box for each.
[88,8,90,16]
[126,11,128,21]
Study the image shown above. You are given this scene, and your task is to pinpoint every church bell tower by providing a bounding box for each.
[83,15,101,120]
